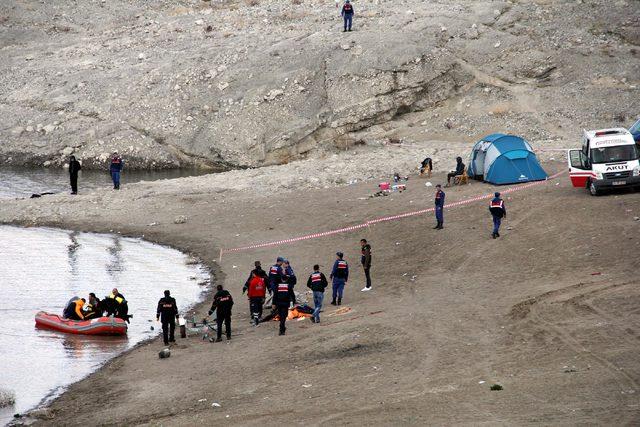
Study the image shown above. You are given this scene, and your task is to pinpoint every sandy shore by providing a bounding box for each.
[1,151,639,425]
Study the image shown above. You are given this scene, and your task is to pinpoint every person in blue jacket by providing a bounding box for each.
[109,152,124,190]
[489,192,507,239]
[341,0,354,32]
[330,252,349,305]
[433,184,445,230]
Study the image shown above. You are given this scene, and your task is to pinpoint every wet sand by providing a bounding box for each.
[1,161,639,425]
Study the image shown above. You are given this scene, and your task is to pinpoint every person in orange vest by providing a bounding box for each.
[247,271,267,325]
[63,297,86,320]
[489,192,507,239]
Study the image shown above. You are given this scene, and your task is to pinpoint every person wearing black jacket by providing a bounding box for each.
[156,290,179,345]
[446,157,465,186]
[209,284,234,341]
[68,155,81,195]
[272,281,295,336]
[243,261,268,294]
[306,265,328,323]
[360,239,372,291]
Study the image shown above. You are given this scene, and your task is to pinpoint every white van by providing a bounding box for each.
[568,128,640,196]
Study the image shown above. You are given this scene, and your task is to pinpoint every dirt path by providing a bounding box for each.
[2,161,639,426]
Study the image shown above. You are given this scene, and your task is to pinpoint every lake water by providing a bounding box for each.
[0,226,209,425]
[0,166,213,199]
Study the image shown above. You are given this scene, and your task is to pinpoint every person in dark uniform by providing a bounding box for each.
[446,157,465,186]
[341,0,354,32]
[330,252,349,305]
[489,192,507,239]
[83,293,103,320]
[272,280,295,336]
[306,265,328,323]
[156,290,179,346]
[109,152,123,190]
[68,155,81,195]
[360,239,372,291]
[268,257,285,293]
[283,259,297,308]
[433,184,445,230]
[209,284,234,341]
[104,288,130,322]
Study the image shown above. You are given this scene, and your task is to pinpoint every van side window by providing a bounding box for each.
[569,150,588,169]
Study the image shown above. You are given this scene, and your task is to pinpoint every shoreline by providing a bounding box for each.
[1,222,220,425]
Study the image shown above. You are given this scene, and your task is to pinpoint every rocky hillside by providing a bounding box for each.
[0,0,638,169]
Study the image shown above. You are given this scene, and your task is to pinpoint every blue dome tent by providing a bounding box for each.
[467,134,547,185]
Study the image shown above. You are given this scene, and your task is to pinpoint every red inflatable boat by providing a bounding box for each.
[35,311,128,336]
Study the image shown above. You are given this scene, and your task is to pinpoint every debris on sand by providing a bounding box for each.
[159,348,171,359]
[490,384,503,391]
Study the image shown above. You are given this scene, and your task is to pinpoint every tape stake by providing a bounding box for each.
[218,248,223,263]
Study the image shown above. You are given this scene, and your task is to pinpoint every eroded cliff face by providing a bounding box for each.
[1,0,638,169]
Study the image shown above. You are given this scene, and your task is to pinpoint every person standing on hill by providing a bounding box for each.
[341,0,354,32]
[109,152,123,190]
[330,252,349,305]
[489,192,507,239]
[306,264,328,323]
[209,284,234,341]
[156,290,178,346]
[433,184,445,230]
[360,239,372,291]
[68,155,81,195]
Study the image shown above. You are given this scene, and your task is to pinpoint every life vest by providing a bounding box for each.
[310,272,322,283]
[109,293,125,305]
[248,276,266,298]
[343,3,353,13]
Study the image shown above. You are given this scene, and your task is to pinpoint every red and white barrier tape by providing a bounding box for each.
[220,169,567,258]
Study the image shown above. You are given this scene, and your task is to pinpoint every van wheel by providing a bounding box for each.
[589,180,599,196]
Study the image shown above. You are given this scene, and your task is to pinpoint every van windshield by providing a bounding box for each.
[591,145,639,163]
